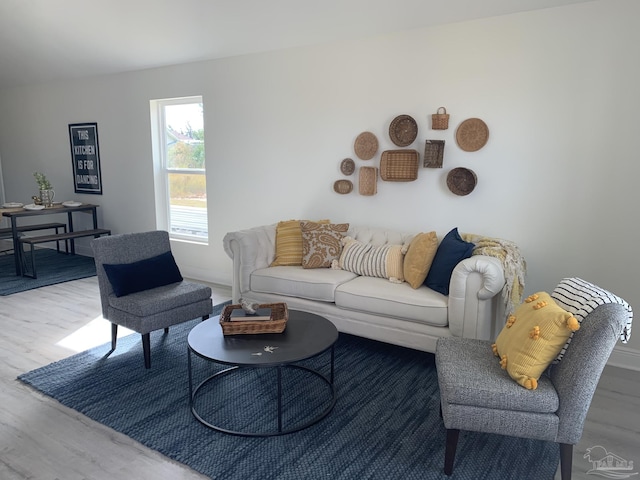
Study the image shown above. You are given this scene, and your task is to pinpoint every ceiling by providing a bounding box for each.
[0,0,595,90]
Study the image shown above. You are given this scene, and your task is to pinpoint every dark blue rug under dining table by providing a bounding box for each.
[0,248,96,295]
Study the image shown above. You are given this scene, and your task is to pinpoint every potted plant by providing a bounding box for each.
[33,172,55,207]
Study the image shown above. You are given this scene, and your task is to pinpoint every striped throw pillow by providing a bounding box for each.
[551,277,633,362]
[338,238,405,282]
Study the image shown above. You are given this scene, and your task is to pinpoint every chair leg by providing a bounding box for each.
[560,443,573,480]
[111,323,118,351]
[142,333,151,369]
[444,429,460,475]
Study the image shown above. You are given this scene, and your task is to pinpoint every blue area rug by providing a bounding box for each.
[18,304,559,480]
[0,248,96,295]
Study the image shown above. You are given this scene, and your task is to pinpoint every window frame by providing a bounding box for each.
[150,96,208,244]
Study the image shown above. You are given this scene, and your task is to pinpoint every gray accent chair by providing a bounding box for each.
[92,230,213,369]
[436,299,629,480]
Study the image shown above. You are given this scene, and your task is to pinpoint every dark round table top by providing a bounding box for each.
[188,309,338,367]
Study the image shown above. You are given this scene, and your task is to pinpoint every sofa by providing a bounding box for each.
[223,222,516,353]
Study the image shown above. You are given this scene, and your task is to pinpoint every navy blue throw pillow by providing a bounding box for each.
[103,251,183,297]
[424,228,474,296]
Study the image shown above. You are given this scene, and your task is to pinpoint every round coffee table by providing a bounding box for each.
[187,309,338,437]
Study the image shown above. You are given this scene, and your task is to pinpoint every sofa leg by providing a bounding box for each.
[202,314,209,321]
[111,323,118,352]
[560,443,573,480]
[444,429,460,475]
[142,333,151,369]
[164,327,169,334]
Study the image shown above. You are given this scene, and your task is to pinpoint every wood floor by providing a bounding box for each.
[0,276,638,479]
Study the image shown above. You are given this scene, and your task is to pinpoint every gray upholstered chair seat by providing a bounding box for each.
[436,338,559,414]
[108,281,212,318]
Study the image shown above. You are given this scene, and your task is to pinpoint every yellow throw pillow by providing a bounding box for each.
[271,219,329,266]
[403,231,438,289]
[492,292,580,390]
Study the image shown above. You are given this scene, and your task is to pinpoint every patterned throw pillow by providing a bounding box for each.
[271,219,329,266]
[300,222,349,269]
[338,238,406,282]
[492,291,579,389]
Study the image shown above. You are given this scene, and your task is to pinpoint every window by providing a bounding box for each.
[150,96,208,243]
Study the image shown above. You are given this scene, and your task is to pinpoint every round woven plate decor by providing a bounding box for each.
[340,158,355,176]
[333,179,353,194]
[447,167,477,196]
[354,132,379,160]
[456,118,489,152]
[389,114,418,147]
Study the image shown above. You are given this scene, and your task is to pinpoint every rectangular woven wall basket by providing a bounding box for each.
[380,150,419,181]
[359,167,378,195]
[424,140,445,168]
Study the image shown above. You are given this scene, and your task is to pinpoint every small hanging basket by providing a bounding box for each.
[431,107,450,130]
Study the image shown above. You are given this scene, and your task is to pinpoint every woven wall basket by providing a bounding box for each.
[340,158,355,176]
[389,115,418,147]
[333,179,353,194]
[424,140,445,168]
[380,150,419,181]
[456,118,489,152]
[354,132,379,160]
[359,167,378,195]
[432,107,450,130]
[447,167,477,196]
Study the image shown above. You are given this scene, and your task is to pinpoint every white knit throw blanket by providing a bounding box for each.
[462,234,527,317]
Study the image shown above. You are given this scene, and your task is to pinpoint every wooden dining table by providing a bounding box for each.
[2,203,103,276]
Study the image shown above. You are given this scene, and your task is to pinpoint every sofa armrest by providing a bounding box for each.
[448,255,505,341]
[223,224,277,302]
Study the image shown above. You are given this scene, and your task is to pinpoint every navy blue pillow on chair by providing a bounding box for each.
[424,228,474,296]
[103,251,183,297]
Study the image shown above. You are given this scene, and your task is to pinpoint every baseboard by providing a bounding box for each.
[608,345,640,371]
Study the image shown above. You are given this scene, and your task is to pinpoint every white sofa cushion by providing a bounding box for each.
[251,266,357,302]
[335,276,449,327]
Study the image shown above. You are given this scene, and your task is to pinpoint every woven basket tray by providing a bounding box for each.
[380,150,419,181]
[219,302,288,335]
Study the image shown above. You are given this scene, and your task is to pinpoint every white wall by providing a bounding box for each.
[1,0,639,366]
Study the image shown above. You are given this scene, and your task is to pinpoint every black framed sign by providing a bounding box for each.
[69,122,103,194]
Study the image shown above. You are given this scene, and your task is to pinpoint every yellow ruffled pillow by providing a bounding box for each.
[403,231,438,289]
[492,292,580,390]
[271,219,329,266]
